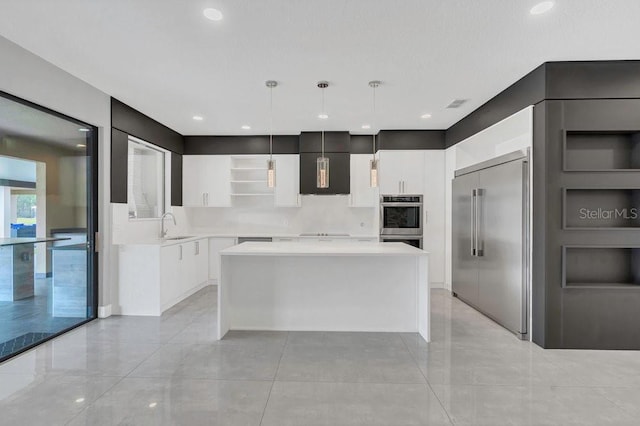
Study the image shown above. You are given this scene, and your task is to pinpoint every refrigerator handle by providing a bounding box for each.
[476,188,484,257]
[471,189,476,256]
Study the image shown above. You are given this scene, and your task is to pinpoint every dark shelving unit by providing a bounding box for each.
[563,130,640,172]
[562,246,640,289]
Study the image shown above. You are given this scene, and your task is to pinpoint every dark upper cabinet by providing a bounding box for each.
[299,131,350,153]
[300,152,350,195]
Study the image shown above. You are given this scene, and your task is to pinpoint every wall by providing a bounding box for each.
[0,35,112,315]
[444,106,534,291]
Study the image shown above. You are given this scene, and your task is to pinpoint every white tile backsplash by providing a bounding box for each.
[188,195,378,236]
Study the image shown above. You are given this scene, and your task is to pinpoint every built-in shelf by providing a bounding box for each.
[231,167,268,171]
[231,180,268,183]
[563,130,640,172]
[563,188,640,229]
[563,246,640,288]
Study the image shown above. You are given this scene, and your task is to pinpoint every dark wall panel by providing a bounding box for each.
[299,132,350,153]
[110,128,128,203]
[299,153,350,195]
[546,61,640,100]
[377,130,445,150]
[445,64,546,148]
[111,98,184,154]
[184,135,299,155]
[171,152,183,206]
[350,134,377,154]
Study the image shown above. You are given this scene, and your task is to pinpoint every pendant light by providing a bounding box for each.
[317,81,330,188]
[266,80,277,188]
[368,80,381,187]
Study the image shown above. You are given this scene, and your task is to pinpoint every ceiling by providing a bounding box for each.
[0,0,639,136]
[0,95,90,149]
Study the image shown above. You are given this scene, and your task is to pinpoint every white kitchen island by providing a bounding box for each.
[218,242,430,341]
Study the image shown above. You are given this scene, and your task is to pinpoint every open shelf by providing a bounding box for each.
[564,130,640,171]
[563,188,640,229]
[231,180,268,183]
[563,246,640,288]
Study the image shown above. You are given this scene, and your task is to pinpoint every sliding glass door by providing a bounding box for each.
[0,91,98,362]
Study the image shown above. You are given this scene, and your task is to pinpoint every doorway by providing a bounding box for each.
[0,91,98,362]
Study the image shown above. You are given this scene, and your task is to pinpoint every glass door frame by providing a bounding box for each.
[0,90,99,363]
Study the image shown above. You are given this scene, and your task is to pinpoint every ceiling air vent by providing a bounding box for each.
[446,99,468,109]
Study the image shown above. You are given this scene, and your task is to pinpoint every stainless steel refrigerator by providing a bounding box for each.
[452,150,529,339]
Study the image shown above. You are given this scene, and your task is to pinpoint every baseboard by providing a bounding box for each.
[98,304,112,318]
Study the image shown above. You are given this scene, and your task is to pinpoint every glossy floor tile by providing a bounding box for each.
[0,286,639,425]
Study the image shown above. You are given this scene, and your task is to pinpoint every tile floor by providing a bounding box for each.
[0,286,639,425]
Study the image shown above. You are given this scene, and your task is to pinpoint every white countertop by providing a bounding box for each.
[220,242,428,257]
[117,233,380,247]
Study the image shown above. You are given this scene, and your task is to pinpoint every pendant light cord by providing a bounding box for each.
[372,83,376,159]
[321,86,325,157]
[269,85,273,161]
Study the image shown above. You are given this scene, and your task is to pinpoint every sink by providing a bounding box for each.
[163,236,193,241]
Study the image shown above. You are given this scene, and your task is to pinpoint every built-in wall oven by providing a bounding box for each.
[380,195,423,235]
[380,195,423,249]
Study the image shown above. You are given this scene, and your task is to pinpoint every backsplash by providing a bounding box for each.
[188,195,378,236]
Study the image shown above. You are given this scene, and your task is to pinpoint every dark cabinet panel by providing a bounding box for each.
[110,128,128,203]
[300,153,350,195]
[171,152,183,206]
[299,132,350,153]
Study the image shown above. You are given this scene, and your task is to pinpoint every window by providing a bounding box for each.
[127,137,166,219]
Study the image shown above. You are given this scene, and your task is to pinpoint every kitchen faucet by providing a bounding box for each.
[160,212,176,238]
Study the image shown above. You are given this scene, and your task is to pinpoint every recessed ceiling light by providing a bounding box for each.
[241,125,251,130]
[318,113,329,120]
[192,115,203,121]
[420,113,432,119]
[203,8,223,21]
[78,128,90,132]
[361,124,371,129]
[75,398,85,403]
[530,1,554,15]
[76,144,86,148]
[148,402,158,408]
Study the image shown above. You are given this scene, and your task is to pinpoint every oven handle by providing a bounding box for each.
[381,203,423,207]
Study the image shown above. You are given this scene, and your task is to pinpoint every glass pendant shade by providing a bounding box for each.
[317,156,329,188]
[267,158,276,188]
[370,158,378,187]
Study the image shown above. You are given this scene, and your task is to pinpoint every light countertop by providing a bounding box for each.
[220,242,428,257]
[0,237,70,247]
[117,233,380,247]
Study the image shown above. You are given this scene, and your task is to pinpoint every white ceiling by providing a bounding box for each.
[0,0,639,136]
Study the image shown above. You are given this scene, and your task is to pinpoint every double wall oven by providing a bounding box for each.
[380,195,423,248]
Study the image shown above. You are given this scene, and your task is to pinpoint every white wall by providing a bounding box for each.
[0,35,113,314]
[444,106,534,291]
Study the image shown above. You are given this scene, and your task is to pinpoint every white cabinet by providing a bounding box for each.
[349,154,379,207]
[273,154,301,207]
[118,238,211,316]
[208,237,237,282]
[273,237,299,242]
[378,150,425,195]
[183,155,231,207]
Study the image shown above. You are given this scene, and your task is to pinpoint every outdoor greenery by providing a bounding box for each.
[16,194,36,218]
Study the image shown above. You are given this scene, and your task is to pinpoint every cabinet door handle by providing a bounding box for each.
[399,181,402,193]
[179,245,183,260]
[195,241,199,255]
[202,193,206,206]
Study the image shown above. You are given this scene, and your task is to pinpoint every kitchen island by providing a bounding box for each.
[218,242,430,341]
